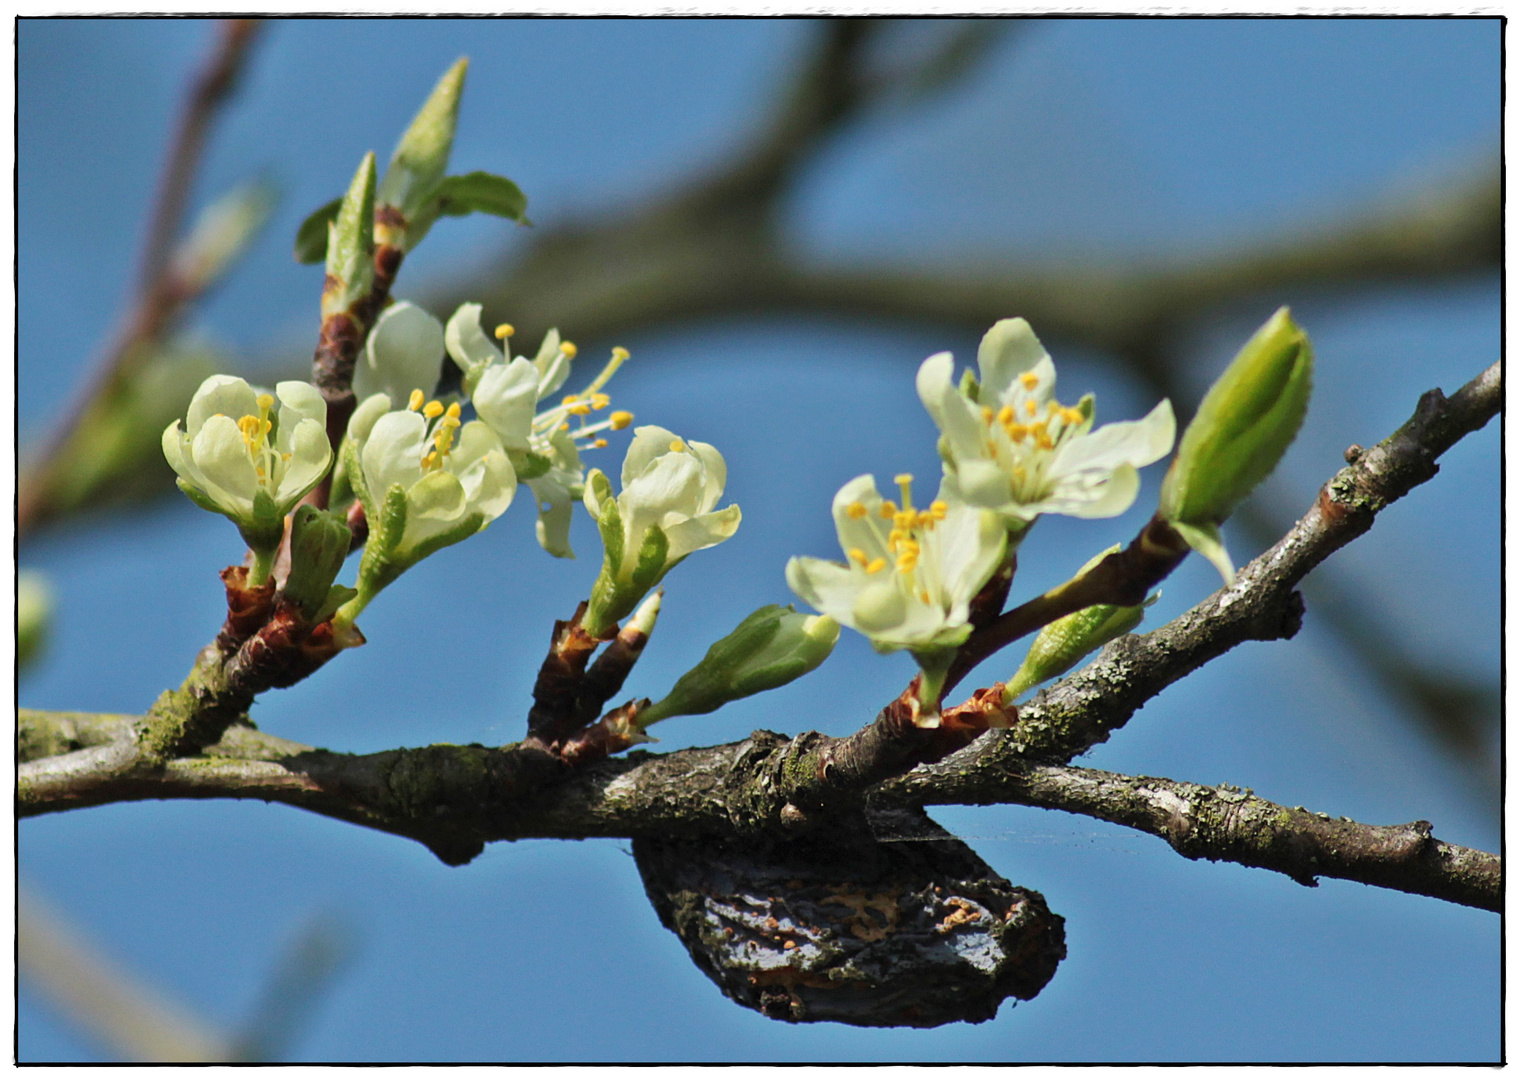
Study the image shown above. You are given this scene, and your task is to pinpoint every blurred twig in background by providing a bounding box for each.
[17,18,267,538]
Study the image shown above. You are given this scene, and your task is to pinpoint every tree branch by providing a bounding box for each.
[18,275,1500,908]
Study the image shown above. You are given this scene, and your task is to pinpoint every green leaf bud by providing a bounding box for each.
[293,196,342,264]
[639,605,839,725]
[322,152,377,319]
[1159,306,1313,585]
[376,58,468,246]
[1004,546,1158,702]
[283,505,353,621]
[407,170,531,249]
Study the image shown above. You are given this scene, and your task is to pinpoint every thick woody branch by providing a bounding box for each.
[18,364,1500,905]
[880,762,1499,911]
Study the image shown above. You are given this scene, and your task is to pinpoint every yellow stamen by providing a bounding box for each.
[593,438,608,449]
[929,500,948,519]
[1024,399,1038,417]
[408,389,425,411]
[845,501,869,519]
[561,341,578,359]
[446,401,462,420]
[1036,430,1054,450]
[1005,422,1027,440]
[848,548,869,567]
[610,410,634,430]
[1020,372,1039,390]
[981,406,994,423]
[894,473,914,509]
[423,400,444,420]
[562,394,580,406]
[1064,407,1084,425]
[997,404,1015,425]
[878,500,898,520]
[494,323,515,340]
[669,438,687,453]
[865,557,887,575]
[569,404,592,416]
[589,393,611,410]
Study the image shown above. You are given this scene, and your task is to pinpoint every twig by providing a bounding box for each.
[18,19,264,537]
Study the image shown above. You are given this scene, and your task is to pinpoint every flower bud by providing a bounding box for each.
[322,152,376,319]
[1158,306,1313,585]
[282,505,354,622]
[376,58,467,247]
[1004,546,1157,702]
[639,606,839,725]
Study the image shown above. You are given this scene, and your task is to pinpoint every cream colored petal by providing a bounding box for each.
[687,439,727,514]
[361,410,427,499]
[186,374,257,438]
[1052,399,1175,475]
[621,425,681,489]
[472,358,539,451]
[977,319,1050,402]
[662,504,741,563]
[444,302,504,377]
[271,418,333,509]
[190,413,258,516]
[357,301,445,404]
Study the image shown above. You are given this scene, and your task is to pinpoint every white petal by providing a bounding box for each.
[937,505,1007,605]
[621,425,681,489]
[186,374,257,438]
[622,451,704,523]
[688,439,727,514]
[663,504,741,563]
[357,301,445,403]
[472,358,540,450]
[978,319,1050,401]
[1052,399,1175,476]
[915,352,955,425]
[955,459,1011,509]
[274,380,327,443]
[348,392,394,443]
[190,413,258,515]
[1039,464,1140,520]
[851,578,909,636]
[361,410,427,498]
[443,302,503,377]
[271,418,332,510]
[528,475,575,558]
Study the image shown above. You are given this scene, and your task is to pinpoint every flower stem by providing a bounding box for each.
[248,545,276,589]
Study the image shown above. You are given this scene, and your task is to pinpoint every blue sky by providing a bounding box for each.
[19,17,1499,1062]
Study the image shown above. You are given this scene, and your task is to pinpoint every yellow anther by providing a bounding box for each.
[878,500,898,520]
[562,394,580,406]
[997,404,1015,425]
[593,438,608,449]
[865,557,887,575]
[1005,422,1027,441]
[894,510,915,531]
[896,551,919,574]
[423,400,444,420]
[1064,407,1084,425]
[421,451,439,470]
[446,401,462,420]
[1047,399,1061,414]
[560,422,571,431]
[1024,399,1038,417]
[569,404,592,416]
[408,389,425,411]
[1020,372,1039,390]
[561,341,578,359]
[920,590,931,604]
[610,410,634,430]
[493,323,515,340]
[894,473,914,508]
[848,547,869,567]
[981,406,994,423]
[669,438,687,453]
[845,501,869,519]
[1036,430,1054,450]
[589,393,611,410]
[929,500,948,519]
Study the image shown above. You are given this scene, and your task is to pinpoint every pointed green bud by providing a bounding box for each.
[18,571,53,673]
[1005,546,1157,702]
[323,152,377,318]
[1159,307,1312,585]
[376,58,468,246]
[639,606,839,725]
[283,506,353,621]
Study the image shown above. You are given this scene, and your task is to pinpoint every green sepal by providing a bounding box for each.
[342,437,374,523]
[175,477,228,517]
[310,584,359,626]
[375,483,410,559]
[1074,393,1095,424]
[510,449,553,481]
[1005,589,1156,701]
[596,496,625,579]
[958,368,980,403]
[1170,520,1237,588]
[629,523,670,596]
[294,197,343,264]
[398,510,485,569]
[236,488,286,556]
